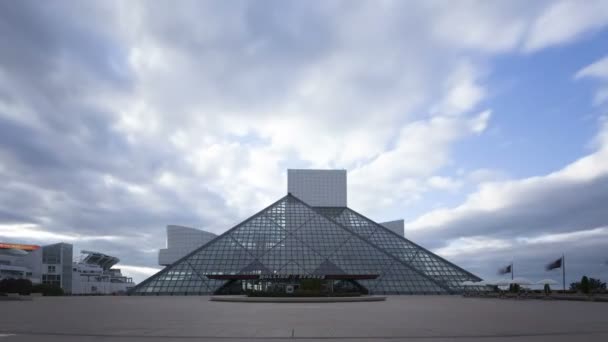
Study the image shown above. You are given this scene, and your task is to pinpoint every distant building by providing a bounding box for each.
[158,225,217,266]
[380,219,405,236]
[1,242,73,292]
[41,242,73,293]
[72,250,134,295]
[287,169,347,207]
[0,242,42,283]
[1,242,134,295]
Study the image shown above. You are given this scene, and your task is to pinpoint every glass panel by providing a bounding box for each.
[230,215,286,257]
[292,215,352,258]
[340,208,480,291]
[132,194,479,295]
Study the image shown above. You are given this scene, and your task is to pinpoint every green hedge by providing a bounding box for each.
[0,278,63,296]
[31,283,64,296]
[0,278,32,295]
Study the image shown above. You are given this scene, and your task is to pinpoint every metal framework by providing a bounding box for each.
[80,250,120,270]
[131,194,480,295]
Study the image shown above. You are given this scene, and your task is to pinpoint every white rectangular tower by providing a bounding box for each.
[287,169,347,207]
[380,219,405,236]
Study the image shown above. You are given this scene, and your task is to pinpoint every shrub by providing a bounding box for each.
[0,278,33,295]
[299,279,322,292]
[580,276,590,294]
[588,278,606,293]
[508,283,520,293]
[31,283,64,296]
[571,277,606,294]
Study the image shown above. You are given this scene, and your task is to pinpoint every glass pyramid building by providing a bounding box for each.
[132,193,481,295]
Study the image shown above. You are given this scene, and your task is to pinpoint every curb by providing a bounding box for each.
[210,295,387,303]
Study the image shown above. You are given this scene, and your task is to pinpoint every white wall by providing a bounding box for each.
[287,169,347,207]
[158,225,216,266]
[380,219,405,236]
[72,275,133,295]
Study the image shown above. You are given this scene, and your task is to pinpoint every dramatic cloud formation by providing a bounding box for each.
[1,0,607,283]
[406,119,608,281]
[407,120,608,239]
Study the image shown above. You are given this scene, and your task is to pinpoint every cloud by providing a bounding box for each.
[1,0,608,283]
[97,1,502,220]
[431,62,487,116]
[428,0,529,53]
[576,56,608,79]
[428,176,463,192]
[0,223,121,242]
[467,168,509,184]
[405,114,608,283]
[434,236,513,258]
[406,118,608,252]
[576,55,608,105]
[433,226,608,284]
[436,227,608,259]
[523,0,608,52]
[518,226,608,245]
[350,110,491,213]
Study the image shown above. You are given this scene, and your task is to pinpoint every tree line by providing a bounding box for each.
[569,276,606,294]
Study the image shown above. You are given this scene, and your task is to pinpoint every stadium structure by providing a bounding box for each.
[1,243,134,295]
[71,250,135,295]
[132,169,481,295]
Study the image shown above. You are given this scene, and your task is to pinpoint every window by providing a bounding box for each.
[42,245,61,264]
[48,265,56,273]
[42,274,61,287]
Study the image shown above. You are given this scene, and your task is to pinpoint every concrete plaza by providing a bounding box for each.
[1,295,607,341]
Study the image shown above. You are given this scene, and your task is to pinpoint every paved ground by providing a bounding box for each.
[1,296,607,341]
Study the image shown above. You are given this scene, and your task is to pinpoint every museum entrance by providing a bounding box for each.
[210,274,377,296]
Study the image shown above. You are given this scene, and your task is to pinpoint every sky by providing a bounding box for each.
[1,0,607,285]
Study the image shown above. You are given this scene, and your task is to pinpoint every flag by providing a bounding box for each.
[546,257,563,271]
[498,264,512,275]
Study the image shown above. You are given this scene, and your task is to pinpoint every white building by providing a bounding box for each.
[288,169,405,236]
[0,243,41,283]
[71,250,134,295]
[287,169,347,207]
[1,242,73,292]
[380,219,405,236]
[1,242,134,295]
[158,225,217,266]
[41,242,73,293]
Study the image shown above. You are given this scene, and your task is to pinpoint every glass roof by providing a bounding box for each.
[132,194,480,295]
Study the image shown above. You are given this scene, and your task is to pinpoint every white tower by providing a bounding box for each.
[287,169,347,207]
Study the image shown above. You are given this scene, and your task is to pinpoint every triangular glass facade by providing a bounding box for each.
[328,208,481,290]
[132,195,480,295]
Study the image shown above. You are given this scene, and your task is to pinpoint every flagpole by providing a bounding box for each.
[562,254,566,292]
[511,262,514,280]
